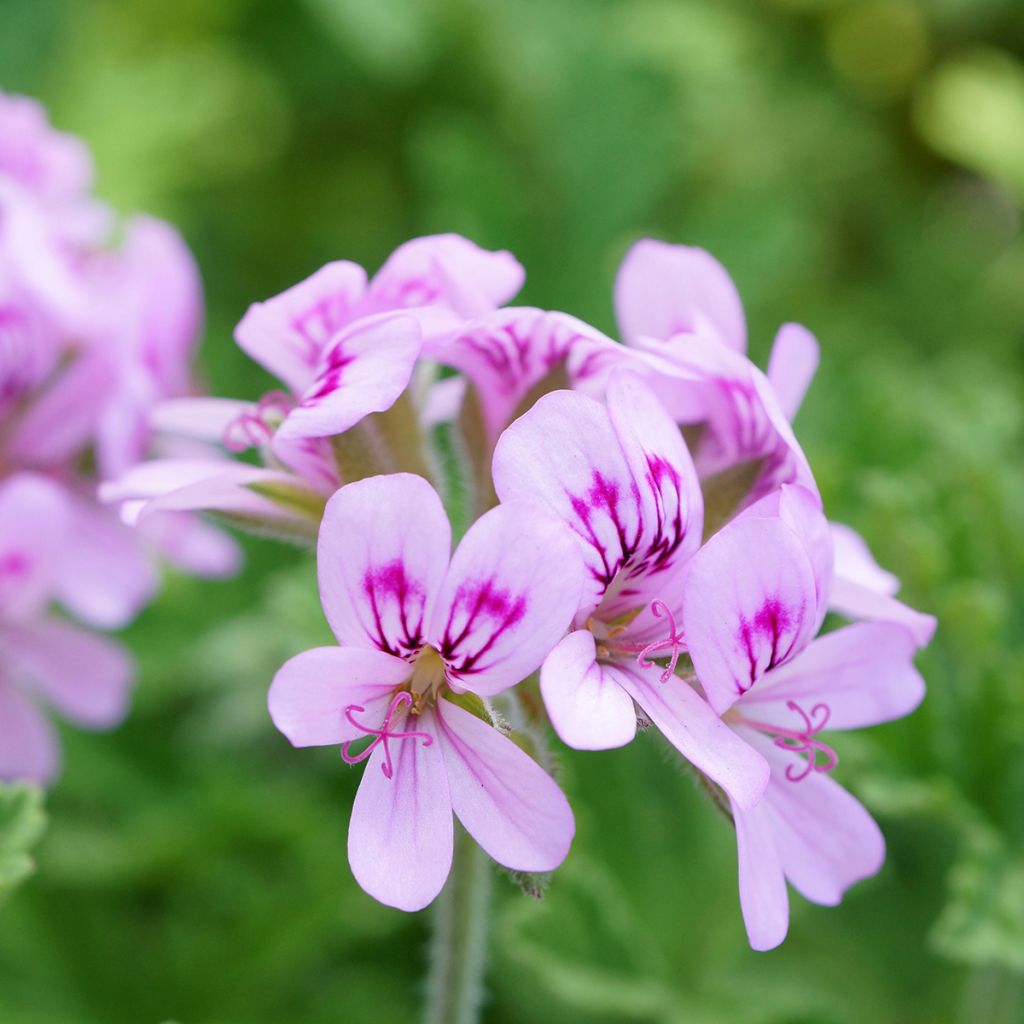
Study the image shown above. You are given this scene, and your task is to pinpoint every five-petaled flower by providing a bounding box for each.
[269,473,584,910]
[680,488,926,950]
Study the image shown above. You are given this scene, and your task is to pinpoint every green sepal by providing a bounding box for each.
[441,689,494,726]
[700,458,763,540]
[244,480,327,522]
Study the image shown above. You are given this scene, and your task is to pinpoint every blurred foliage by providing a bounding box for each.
[0,786,46,905]
[2,0,1023,1021]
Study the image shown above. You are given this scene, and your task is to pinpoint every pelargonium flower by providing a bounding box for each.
[268,472,583,910]
[0,474,133,783]
[680,492,926,950]
[609,237,934,643]
[0,92,92,206]
[105,235,525,542]
[492,369,769,811]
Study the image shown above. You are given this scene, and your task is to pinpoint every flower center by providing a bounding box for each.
[340,691,433,779]
[222,390,294,452]
[735,699,838,783]
[408,645,447,708]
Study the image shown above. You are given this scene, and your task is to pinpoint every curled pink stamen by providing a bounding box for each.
[773,700,838,782]
[636,599,686,683]
[221,390,295,453]
[257,390,294,418]
[340,691,433,780]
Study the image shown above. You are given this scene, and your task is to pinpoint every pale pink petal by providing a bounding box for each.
[648,333,819,508]
[268,434,340,495]
[492,390,642,617]
[110,215,202,388]
[428,308,613,443]
[53,496,157,629]
[0,92,93,203]
[683,516,819,715]
[739,484,832,630]
[604,369,704,603]
[234,261,368,395]
[766,323,819,421]
[0,472,69,620]
[138,511,243,579]
[739,623,925,730]
[435,698,574,871]
[828,576,937,648]
[278,312,422,440]
[613,238,746,352]
[366,234,524,319]
[830,522,899,596]
[731,798,789,951]
[7,352,114,464]
[0,678,59,783]
[347,706,453,911]
[744,727,885,907]
[614,663,770,811]
[429,501,583,696]
[269,646,411,747]
[4,616,133,728]
[540,630,638,750]
[318,474,450,656]
[99,458,236,503]
[128,464,322,533]
[150,397,257,445]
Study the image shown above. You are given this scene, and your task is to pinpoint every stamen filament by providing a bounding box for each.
[635,599,685,683]
[340,690,433,779]
[737,699,838,783]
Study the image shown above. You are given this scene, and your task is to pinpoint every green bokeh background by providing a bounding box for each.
[2,0,1023,1021]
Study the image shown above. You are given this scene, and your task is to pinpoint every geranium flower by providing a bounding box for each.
[0,474,133,783]
[105,235,524,541]
[610,237,934,641]
[268,472,583,910]
[492,369,770,811]
[680,497,926,950]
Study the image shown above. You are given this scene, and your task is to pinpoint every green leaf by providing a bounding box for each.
[931,826,1024,972]
[0,783,47,906]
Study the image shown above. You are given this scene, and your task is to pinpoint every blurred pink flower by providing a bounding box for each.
[0,474,134,783]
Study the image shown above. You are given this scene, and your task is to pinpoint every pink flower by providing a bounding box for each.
[0,474,134,783]
[233,234,522,439]
[426,307,619,448]
[611,238,934,642]
[0,91,93,206]
[614,238,747,353]
[680,498,926,950]
[268,472,583,910]
[492,369,770,811]
[106,235,524,539]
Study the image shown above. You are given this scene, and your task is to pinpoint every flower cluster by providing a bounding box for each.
[0,92,238,783]
[108,231,935,950]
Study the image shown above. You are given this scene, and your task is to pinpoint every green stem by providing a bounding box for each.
[423,825,492,1024]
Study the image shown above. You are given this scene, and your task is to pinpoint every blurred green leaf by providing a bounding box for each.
[0,785,46,906]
